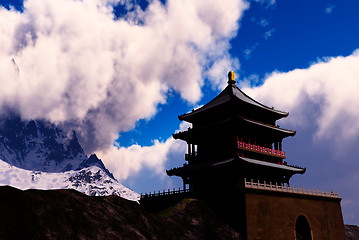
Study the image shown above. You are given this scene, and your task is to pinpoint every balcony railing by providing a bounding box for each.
[140,188,191,199]
[245,179,340,198]
[238,141,285,158]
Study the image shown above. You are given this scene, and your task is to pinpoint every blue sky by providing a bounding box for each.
[1,0,359,225]
[118,0,359,147]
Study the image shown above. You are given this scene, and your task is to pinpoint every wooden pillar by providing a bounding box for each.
[279,141,282,151]
[192,144,196,155]
[188,143,191,155]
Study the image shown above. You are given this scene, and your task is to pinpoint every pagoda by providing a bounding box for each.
[162,72,345,239]
[167,71,305,196]
[141,71,345,239]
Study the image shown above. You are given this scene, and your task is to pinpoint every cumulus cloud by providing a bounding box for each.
[243,50,359,148]
[97,138,181,180]
[97,121,190,180]
[206,56,240,90]
[0,0,249,179]
[242,50,359,224]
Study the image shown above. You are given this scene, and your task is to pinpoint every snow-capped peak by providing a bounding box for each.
[0,161,139,201]
[0,116,87,172]
[0,116,139,201]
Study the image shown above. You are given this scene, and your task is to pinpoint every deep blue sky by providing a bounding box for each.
[2,0,359,225]
[118,0,359,147]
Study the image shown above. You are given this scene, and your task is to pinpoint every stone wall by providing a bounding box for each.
[245,188,346,240]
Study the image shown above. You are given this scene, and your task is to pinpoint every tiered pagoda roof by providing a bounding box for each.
[167,71,305,186]
[178,79,289,123]
[173,116,296,142]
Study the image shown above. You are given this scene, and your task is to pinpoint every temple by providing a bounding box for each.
[167,71,305,197]
[141,71,345,239]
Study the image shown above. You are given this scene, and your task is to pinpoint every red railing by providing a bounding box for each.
[238,141,285,158]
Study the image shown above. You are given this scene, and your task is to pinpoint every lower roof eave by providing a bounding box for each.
[239,156,306,173]
[166,157,305,177]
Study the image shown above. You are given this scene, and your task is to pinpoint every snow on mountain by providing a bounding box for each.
[0,160,139,201]
[0,116,139,201]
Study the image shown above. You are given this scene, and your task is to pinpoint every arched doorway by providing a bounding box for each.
[296,215,312,240]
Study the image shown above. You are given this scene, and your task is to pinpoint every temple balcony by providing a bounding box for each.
[238,141,286,158]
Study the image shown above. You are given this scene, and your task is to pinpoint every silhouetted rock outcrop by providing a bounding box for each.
[0,186,242,240]
[346,225,359,240]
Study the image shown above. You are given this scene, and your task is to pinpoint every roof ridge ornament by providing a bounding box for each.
[227,71,236,84]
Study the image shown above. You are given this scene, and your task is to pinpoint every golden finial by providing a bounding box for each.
[228,71,236,84]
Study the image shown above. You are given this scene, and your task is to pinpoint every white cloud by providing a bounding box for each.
[243,50,359,148]
[259,18,269,27]
[206,56,240,90]
[0,0,249,156]
[325,3,335,14]
[253,0,276,8]
[251,17,269,28]
[263,28,275,40]
[97,122,189,180]
[243,51,359,224]
[243,43,258,59]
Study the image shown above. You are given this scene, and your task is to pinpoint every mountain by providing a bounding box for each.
[0,116,87,172]
[0,116,139,201]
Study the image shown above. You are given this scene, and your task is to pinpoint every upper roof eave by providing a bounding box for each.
[233,85,289,116]
[178,83,288,121]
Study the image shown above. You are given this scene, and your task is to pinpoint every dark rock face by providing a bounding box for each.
[0,116,113,175]
[160,199,242,240]
[0,116,88,172]
[0,186,242,240]
[346,225,359,240]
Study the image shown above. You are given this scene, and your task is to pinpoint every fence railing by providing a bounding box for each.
[140,188,191,199]
[238,141,286,158]
[244,179,340,198]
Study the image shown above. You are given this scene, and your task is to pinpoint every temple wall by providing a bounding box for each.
[244,189,346,240]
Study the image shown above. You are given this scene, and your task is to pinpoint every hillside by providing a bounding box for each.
[0,186,242,240]
[346,225,359,240]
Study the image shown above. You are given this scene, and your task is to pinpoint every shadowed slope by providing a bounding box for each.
[0,186,242,240]
[346,225,359,240]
